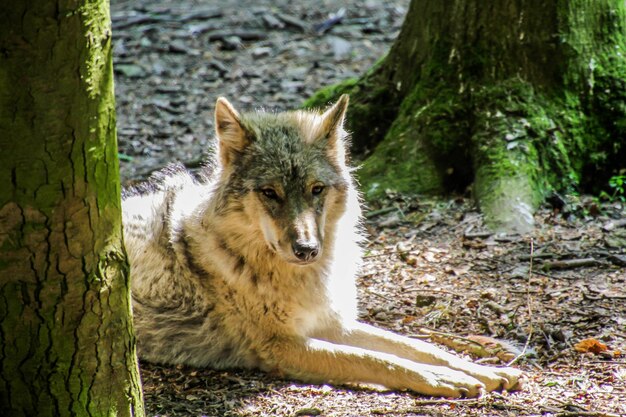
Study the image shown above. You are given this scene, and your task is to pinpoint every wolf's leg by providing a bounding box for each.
[315,322,523,392]
[266,338,485,397]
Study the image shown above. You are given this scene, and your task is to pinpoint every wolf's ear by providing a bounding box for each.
[312,94,349,163]
[215,97,250,166]
[319,94,349,141]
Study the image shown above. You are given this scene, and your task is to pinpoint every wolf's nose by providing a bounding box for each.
[292,242,319,261]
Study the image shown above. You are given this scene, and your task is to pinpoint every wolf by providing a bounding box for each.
[122,95,523,397]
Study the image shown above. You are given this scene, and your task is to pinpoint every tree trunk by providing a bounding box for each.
[307,0,626,232]
[0,1,144,416]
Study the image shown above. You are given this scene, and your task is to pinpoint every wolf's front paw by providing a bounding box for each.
[492,366,525,391]
[466,364,525,392]
[415,366,485,398]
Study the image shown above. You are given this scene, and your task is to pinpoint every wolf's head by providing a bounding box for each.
[212,95,354,266]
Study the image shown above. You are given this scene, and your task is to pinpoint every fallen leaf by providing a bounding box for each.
[396,241,412,253]
[560,229,582,240]
[445,264,471,276]
[574,338,608,354]
[418,273,436,283]
[462,239,487,249]
[423,251,438,262]
[405,256,418,267]
[402,315,417,324]
[586,284,626,299]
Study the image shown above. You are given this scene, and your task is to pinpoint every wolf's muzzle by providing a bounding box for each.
[292,241,319,262]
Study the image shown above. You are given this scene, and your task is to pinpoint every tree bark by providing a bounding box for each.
[0,1,144,416]
[307,0,626,232]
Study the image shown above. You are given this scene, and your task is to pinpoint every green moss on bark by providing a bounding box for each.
[357,74,602,231]
[308,0,626,231]
[584,40,626,188]
[302,78,359,109]
[0,1,144,415]
[358,110,443,199]
[303,56,404,156]
[358,81,469,199]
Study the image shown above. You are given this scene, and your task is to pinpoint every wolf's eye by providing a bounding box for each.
[311,185,325,195]
[261,188,279,200]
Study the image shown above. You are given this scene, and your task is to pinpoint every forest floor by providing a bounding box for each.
[111,0,626,416]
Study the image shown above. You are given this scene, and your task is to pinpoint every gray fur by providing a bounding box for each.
[123,97,524,397]
[124,102,362,369]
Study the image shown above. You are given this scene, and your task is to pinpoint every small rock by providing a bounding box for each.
[396,241,411,253]
[280,80,304,92]
[374,311,388,320]
[275,12,310,32]
[208,59,229,75]
[509,265,529,279]
[220,36,242,51]
[327,36,352,60]
[168,40,188,54]
[262,13,284,29]
[115,64,146,78]
[480,288,497,300]
[379,212,401,228]
[418,273,436,283]
[362,22,382,34]
[113,40,129,57]
[152,62,168,76]
[285,66,308,79]
[252,47,273,58]
[605,229,626,248]
[188,22,218,35]
[607,253,626,266]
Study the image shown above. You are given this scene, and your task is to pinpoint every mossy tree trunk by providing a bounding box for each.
[307,0,626,232]
[0,1,144,416]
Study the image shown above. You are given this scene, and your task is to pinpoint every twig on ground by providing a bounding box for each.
[365,206,400,219]
[364,288,394,302]
[412,398,481,406]
[464,230,493,239]
[544,412,620,417]
[508,238,534,366]
[370,397,482,413]
[405,288,464,298]
[275,12,311,32]
[508,289,540,294]
[363,251,394,259]
[541,257,598,270]
[483,300,508,315]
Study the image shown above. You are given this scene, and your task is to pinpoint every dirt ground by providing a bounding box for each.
[110,0,626,416]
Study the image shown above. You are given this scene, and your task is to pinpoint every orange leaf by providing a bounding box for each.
[574,338,608,354]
